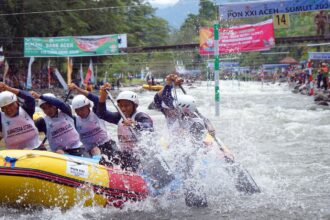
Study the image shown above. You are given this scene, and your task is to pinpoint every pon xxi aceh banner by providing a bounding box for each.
[219,0,330,20]
[199,19,275,55]
[24,34,127,57]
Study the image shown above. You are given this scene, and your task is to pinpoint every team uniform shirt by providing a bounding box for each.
[154,85,181,129]
[74,92,112,151]
[0,90,36,132]
[1,107,40,149]
[117,111,147,151]
[154,85,208,144]
[0,90,40,149]
[97,102,154,151]
[75,111,110,151]
[184,113,208,144]
[44,112,82,152]
[35,94,82,152]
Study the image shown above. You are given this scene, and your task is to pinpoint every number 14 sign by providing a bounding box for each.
[273,13,290,29]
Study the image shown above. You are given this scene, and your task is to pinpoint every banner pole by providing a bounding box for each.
[214,22,220,116]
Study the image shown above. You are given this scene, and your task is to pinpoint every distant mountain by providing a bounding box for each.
[155,0,199,29]
[154,0,251,29]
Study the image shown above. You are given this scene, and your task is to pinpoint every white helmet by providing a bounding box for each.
[39,93,56,107]
[72,95,91,110]
[116,91,139,105]
[0,91,17,108]
[174,95,196,113]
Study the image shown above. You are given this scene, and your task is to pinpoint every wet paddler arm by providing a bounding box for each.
[99,83,110,103]
[68,83,89,97]
[0,82,19,95]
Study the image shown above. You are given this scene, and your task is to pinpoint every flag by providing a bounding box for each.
[3,60,9,83]
[140,69,144,80]
[0,47,4,66]
[67,57,73,84]
[47,59,52,88]
[84,59,94,85]
[54,68,68,91]
[79,63,84,87]
[103,71,108,83]
[95,65,98,83]
[90,60,95,84]
[26,57,35,89]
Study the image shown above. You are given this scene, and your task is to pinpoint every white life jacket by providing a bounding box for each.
[167,118,180,132]
[163,108,181,131]
[44,111,82,152]
[186,113,208,143]
[1,107,41,149]
[169,112,207,144]
[117,111,139,151]
[75,111,110,151]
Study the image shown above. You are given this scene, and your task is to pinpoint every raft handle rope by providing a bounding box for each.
[1,152,102,167]
[0,153,141,177]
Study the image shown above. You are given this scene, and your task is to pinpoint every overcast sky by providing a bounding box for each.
[147,0,260,8]
[148,0,180,7]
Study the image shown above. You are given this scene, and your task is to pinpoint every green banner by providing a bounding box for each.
[24,34,127,57]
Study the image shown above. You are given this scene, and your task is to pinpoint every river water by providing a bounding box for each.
[1,80,329,219]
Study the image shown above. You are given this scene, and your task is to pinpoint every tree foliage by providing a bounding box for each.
[0,0,170,79]
[1,0,319,80]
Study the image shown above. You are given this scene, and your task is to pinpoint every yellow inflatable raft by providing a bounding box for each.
[0,150,148,209]
[142,84,164,91]
[33,107,45,121]
[33,111,44,121]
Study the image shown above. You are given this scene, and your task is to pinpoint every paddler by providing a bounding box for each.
[97,83,154,171]
[0,82,41,149]
[154,74,216,146]
[31,91,84,156]
[68,83,120,163]
[98,83,175,189]
[154,73,222,208]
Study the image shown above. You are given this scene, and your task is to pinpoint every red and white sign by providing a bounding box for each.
[199,19,275,55]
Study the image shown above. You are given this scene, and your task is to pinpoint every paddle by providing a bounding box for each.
[105,90,175,189]
[178,84,260,194]
[37,90,72,150]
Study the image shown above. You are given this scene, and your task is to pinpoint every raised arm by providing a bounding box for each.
[69,82,99,112]
[30,91,72,117]
[18,90,36,118]
[68,82,89,97]
[97,83,121,124]
[155,74,183,109]
[0,82,35,117]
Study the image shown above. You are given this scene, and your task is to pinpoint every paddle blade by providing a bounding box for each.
[184,184,208,208]
[227,163,261,194]
[141,156,175,189]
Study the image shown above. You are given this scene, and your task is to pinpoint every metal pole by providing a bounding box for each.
[214,23,220,116]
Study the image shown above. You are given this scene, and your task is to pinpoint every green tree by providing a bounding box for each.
[0,0,170,79]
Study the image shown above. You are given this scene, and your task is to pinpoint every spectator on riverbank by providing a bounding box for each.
[315,10,327,36]
[116,79,121,89]
[317,69,322,89]
[321,63,329,91]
